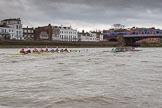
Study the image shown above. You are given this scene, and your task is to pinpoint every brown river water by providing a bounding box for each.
[0,48,162,108]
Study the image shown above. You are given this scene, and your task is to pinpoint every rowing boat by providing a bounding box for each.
[112,47,136,53]
[8,50,80,56]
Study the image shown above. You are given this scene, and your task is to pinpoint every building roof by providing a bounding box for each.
[53,26,72,30]
[0,24,11,28]
[1,18,21,22]
[23,27,34,30]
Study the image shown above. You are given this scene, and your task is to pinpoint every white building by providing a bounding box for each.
[1,18,23,40]
[99,33,104,41]
[52,25,78,41]
[0,25,14,40]
[79,32,99,42]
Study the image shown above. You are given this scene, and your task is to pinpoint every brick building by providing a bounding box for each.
[34,24,53,41]
[23,26,35,40]
[34,24,78,41]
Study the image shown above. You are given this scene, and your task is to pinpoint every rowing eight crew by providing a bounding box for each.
[20,47,69,54]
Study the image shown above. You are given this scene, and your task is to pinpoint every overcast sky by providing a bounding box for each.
[0,0,162,31]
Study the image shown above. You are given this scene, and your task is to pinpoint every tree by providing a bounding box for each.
[112,24,125,30]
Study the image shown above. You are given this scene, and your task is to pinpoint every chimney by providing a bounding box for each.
[82,30,84,34]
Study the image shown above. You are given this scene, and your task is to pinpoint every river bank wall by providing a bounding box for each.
[0,40,119,48]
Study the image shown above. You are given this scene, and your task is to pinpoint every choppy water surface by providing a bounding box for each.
[0,48,162,108]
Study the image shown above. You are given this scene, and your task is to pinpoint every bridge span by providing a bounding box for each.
[122,34,162,46]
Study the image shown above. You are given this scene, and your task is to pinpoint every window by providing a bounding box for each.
[19,31,21,35]
[17,31,18,35]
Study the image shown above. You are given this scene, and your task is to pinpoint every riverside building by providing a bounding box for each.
[23,26,35,40]
[78,31,100,42]
[1,18,23,40]
[35,24,78,42]
[53,26,79,42]
[0,24,14,40]
[35,24,58,41]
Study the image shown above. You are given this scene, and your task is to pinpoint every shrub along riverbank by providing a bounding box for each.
[0,40,119,48]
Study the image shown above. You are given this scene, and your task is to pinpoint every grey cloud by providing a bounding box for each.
[0,0,162,31]
[30,0,162,9]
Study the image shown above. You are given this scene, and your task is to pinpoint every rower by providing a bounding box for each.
[33,48,38,53]
[26,48,31,53]
[64,47,68,52]
[39,48,44,52]
[60,48,64,52]
[45,46,49,52]
[20,48,26,54]
[50,48,54,53]
[55,46,59,52]
[45,48,49,52]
